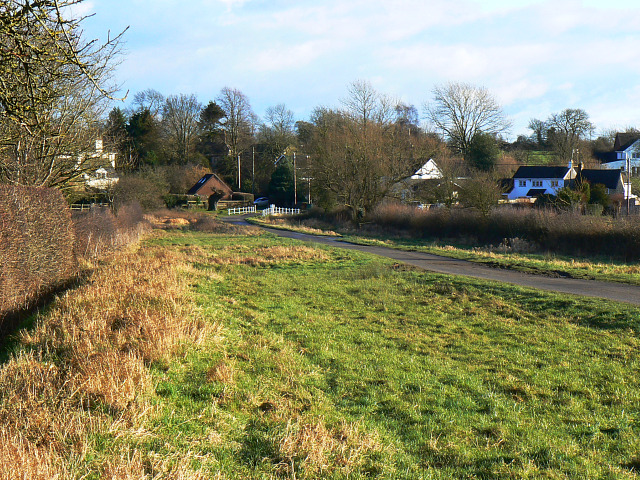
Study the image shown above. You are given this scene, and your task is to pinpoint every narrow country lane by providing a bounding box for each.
[224,216,640,306]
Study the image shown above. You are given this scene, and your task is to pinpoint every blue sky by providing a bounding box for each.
[79,0,640,139]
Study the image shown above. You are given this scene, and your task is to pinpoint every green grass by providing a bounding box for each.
[101,229,640,479]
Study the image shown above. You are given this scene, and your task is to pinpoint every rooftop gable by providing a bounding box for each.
[614,133,640,152]
[187,173,233,196]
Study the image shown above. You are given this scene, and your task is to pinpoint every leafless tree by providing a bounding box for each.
[259,103,296,157]
[131,89,165,118]
[309,82,432,216]
[426,82,510,157]
[216,87,255,159]
[546,109,594,162]
[459,169,504,217]
[161,94,203,163]
[0,0,126,189]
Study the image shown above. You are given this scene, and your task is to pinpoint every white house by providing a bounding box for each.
[601,133,640,177]
[411,158,442,180]
[506,165,576,200]
[82,139,119,190]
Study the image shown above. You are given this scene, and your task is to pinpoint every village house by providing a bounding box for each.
[82,139,119,190]
[506,165,576,200]
[601,132,640,176]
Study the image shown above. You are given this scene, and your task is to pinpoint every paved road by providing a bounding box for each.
[225,216,640,306]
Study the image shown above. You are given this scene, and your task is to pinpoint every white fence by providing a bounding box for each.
[262,204,301,216]
[227,205,257,215]
[70,203,110,211]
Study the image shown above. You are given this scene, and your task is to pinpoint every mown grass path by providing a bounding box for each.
[237,219,640,306]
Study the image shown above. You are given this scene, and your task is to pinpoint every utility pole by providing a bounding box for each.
[252,146,255,196]
[627,152,631,216]
[293,152,297,206]
[237,153,241,191]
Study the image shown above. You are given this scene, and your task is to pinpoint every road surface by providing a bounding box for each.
[225,216,640,306]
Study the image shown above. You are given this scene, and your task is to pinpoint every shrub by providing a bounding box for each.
[113,170,168,211]
[72,203,149,260]
[368,203,640,261]
[1,183,149,335]
[0,185,76,327]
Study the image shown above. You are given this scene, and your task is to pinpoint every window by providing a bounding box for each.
[550,180,559,187]
[532,180,543,187]
[518,180,526,187]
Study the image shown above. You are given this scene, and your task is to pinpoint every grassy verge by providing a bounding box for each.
[341,235,640,285]
[5,224,640,478]
[248,216,640,285]
[247,215,341,236]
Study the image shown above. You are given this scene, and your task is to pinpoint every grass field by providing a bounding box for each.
[4,225,640,478]
[144,229,640,478]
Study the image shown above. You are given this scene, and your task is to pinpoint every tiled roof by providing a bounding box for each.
[575,169,622,190]
[187,174,214,195]
[513,166,571,179]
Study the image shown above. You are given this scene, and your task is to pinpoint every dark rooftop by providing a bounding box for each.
[513,166,571,179]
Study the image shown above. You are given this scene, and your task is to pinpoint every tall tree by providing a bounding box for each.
[426,82,510,158]
[259,103,296,159]
[308,82,430,216]
[126,109,160,168]
[197,101,227,169]
[104,107,130,169]
[466,131,501,171]
[131,89,165,118]
[161,93,202,164]
[545,109,594,162]
[217,87,255,159]
[0,0,126,189]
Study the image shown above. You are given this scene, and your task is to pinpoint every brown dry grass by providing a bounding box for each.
[210,245,331,267]
[145,209,260,236]
[0,240,216,477]
[277,419,387,477]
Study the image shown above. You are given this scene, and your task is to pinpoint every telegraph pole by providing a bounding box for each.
[627,152,631,216]
[293,152,297,206]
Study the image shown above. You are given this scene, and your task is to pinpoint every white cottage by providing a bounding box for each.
[506,165,576,200]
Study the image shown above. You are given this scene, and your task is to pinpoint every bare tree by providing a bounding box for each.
[309,82,431,216]
[162,94,203,164]
[459,170,504,217]
[131,89,165,118]
[546,108,594,162]
[426,82,510,157]
[216,87,255,159]
[260,103,296,157]
[0,0,126,189]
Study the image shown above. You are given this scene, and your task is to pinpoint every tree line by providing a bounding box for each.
[1,1,635,217]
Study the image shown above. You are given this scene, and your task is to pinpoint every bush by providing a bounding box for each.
[113,170,168,211]
[1,183,150,336]
[72,203,148,259]
[368,203,640,261]
[0,185,76,325]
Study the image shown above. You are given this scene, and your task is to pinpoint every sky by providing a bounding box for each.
[78,0,640,139]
